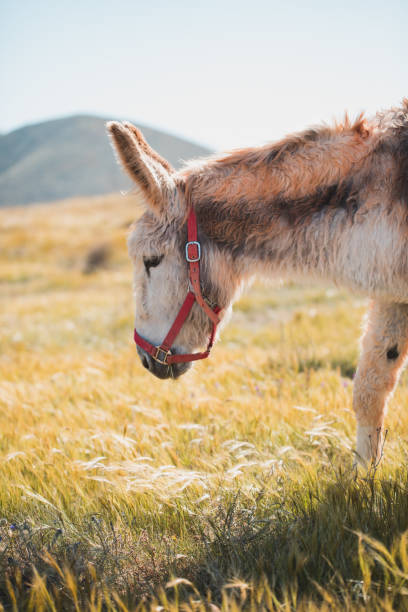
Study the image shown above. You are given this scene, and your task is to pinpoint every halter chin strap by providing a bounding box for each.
[133,208,221,366]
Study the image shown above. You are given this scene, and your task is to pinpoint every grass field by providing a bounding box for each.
[1,194,408,611]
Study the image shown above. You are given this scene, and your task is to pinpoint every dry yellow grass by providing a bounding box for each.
[1,194,408,610]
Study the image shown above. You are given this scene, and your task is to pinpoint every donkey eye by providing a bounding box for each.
[143,255,164,275]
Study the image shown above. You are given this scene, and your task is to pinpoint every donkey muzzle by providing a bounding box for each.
[136,346,191,379]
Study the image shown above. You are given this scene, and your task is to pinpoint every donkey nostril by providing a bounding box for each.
[141,355,150,370]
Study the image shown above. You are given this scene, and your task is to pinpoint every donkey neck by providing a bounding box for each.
[192,164,367,282]
[188,123,408,303]
[186,121,371,260]
[182,132,395,305]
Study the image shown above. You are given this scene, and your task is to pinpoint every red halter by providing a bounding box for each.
[133,208,221,366]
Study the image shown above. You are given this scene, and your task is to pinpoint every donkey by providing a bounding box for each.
[107,100,408,467]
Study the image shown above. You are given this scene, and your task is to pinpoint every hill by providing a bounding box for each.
[0,115,211,207]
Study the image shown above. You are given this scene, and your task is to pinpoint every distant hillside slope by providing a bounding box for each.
[0,115,211,207]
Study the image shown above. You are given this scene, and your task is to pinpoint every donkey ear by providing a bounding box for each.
[107,121,174,215]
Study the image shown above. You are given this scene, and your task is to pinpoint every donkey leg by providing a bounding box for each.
[353,301,408,466]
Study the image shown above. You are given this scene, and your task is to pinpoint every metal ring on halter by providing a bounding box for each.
[185,241,201,262]
[153,346,171,365]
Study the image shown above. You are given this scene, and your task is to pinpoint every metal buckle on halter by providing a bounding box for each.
[153,346,170,365]
[186,241,201,262]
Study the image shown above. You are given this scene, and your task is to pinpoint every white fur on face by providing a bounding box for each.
[132,250,189,347]
[128,218,217,355]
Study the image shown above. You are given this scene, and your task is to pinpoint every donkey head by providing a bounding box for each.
[107,121,223,379]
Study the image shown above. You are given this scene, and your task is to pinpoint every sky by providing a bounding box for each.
[1,0,407,150]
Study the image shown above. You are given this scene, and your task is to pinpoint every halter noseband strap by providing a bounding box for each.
[133,208,221,366]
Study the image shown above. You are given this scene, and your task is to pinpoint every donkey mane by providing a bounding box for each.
[183,114,371,194]
[179,104,408,254]
[215,113,369,167]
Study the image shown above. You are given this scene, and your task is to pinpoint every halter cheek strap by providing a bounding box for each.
[133,208,221,366]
